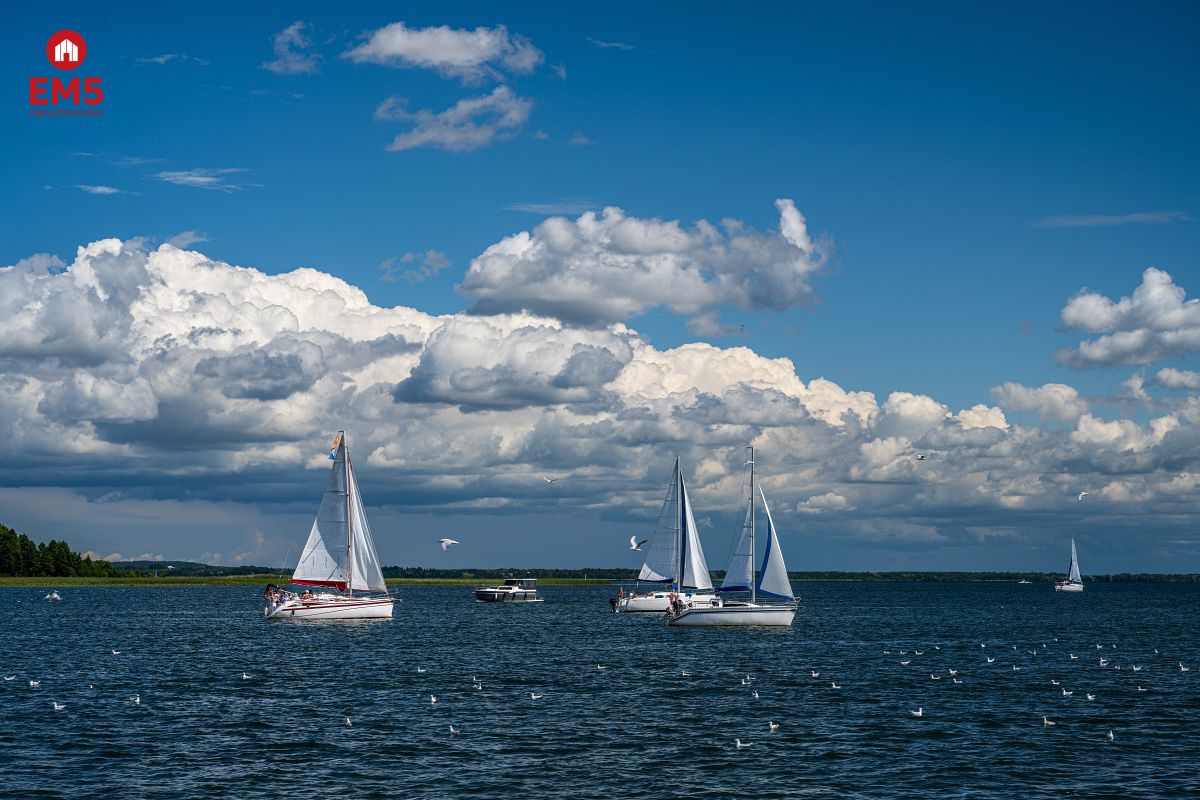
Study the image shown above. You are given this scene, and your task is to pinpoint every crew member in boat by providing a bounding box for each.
[301,589,313,600]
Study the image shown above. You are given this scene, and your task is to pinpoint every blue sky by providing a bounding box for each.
[1,3,1198,573]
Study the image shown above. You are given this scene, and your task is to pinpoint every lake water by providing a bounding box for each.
[1,582,1197,798]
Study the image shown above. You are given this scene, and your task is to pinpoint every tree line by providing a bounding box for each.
[0,523,121,578]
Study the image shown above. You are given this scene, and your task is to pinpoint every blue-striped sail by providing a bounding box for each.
[755,489,794,600]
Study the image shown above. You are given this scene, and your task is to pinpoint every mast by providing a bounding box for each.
[675,457,684,590]
[748,445,756,604]
[344,431,353,598]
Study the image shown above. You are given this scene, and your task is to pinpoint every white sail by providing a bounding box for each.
[291,433,386,592]
[755,489,794,600]
[637,459,683,584]
[719,494,755,592]
[1067,538,1081,583]
[678,472,713,591]
[347,456,387,592]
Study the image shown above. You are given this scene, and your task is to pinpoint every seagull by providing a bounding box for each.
[735,738,753,749]
[1180,663,1189,672]
[241,672,251,680]
[914,650,924,656]
[1154,648,1159,655]
[629,536,648,551]
[986,657,995,663]
[910,707,923,718]
[345,717,352,727]
[542,477,558,484]
[810,670,819,678]
[1078,491,1089,501]
[1051,679,1061,686]
[438,539,460,551]
[1137,686,1147,693]
[1096,644,1103,649]
[1107,729,1114,742]
[948,669,958,676]
[430,695,437,704]
[1012,665,1022,671]
[52,702,66,712]
[741,677,752,686]
[472,682,482,690]
[1043,716,1056,727]
[930,674,941,680]
[830,682,841,689]
[131,694,140,705]
[596,664,608,670]
[681,670,691,677]
[2,675,14,681]
[417,667,427,674]
[29,680,40,687]
[1070,654,1078,660]
[449,725,460,736]
[1062,689,1073,697]
[1086,693,1096,701]
[752,690,760,699]
[1099,659,1108,667]
[952,678,963,684]
[934,645,941,651]
[915,454,928,461]
[1132,665,1142,672]
[111,650,121,655]
[981,643,986,648]
[900,661,911,666]
[768,720,779,732]
[529,692,543,700]
[883,650,891,655]
[900,650,908,655]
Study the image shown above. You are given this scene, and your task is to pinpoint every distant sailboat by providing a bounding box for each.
[668,447,796,627]
[618,458,716,612]
[1054,538,1084,593]
[264,432,394,619]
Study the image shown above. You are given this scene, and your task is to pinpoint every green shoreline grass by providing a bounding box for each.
[2,573,1197,587]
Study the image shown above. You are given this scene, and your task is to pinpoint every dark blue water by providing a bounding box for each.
[1,583,1197,798]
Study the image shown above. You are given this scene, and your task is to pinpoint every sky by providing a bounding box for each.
[1,2,1199,573]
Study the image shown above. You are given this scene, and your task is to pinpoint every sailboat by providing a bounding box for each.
[668,447,796,627]
[1054,538,1084,593]
[617,457,716,612]
[264,432,394,620]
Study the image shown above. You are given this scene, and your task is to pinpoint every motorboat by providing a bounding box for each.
[474,578,544,603]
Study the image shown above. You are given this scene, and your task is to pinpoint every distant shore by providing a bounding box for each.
[2,572,1197,588]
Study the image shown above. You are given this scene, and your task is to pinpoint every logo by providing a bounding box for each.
[30,30,103,116]
[47,30,87,69]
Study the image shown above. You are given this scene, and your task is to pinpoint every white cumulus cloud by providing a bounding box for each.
[344,21,542,81]
[375,86,532,152]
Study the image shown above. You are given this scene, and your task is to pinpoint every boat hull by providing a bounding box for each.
[1054,582,1084,593]
[619,591,714,613]
[473,589,543,603]
[265,596,394,620]
[669,604,796,627]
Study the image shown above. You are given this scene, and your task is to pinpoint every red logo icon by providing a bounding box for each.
[46,30,87,70]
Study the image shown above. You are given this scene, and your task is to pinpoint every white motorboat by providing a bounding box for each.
[618,457,715,612]
[265,431,394,620]
[669,447,796,627]
[1054,538,1084,593]
[474,578,543,603]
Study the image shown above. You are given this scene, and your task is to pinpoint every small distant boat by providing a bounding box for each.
[668,447,797,627]
[44,591,62,601]
[474,578,543,603]
[618,457,715,612]
[264,432,394,620]
[1054,538,1084,593]
[1017,579,1031,585]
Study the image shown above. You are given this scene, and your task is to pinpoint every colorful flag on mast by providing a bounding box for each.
[328,432,342,460]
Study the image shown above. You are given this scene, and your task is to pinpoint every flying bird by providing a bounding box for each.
[542,477,558,484]
[1078,491,1089,501]
[629,536,647,551]
[438,539,460,551]
[915,454,928,461]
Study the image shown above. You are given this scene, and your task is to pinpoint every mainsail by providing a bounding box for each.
[636,458,712,591]
[292,433,387,593]
[755,489,794,600]
[1067,538,1081,584]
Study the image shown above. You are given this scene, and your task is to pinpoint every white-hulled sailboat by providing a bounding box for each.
[668,447,796,627]
[264,432,394,620]
[1054,538,1084,593]
[617,457,716,612]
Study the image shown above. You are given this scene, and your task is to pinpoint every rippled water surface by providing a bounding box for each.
[2,582,1198,798]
